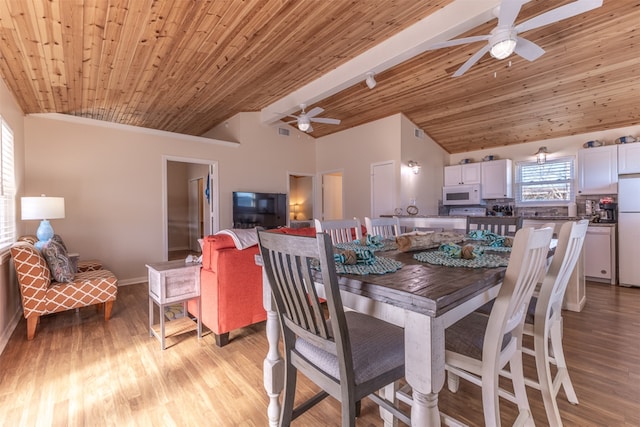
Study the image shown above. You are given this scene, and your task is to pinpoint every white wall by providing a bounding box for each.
[316,115,402,221]
[400,115,448,215]
[0,78,26,353]
[23,112,316,284]
[315,113,448,220]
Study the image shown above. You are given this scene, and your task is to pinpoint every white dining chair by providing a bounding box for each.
[466,216,523,236]
[257,230,409,426]
[314,218,363,244]
[397,217,443,233]
[364,216,400,238]
[521,219,588,426]
[445,226,554,426]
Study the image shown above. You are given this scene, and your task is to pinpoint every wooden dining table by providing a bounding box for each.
[259,246,512,427]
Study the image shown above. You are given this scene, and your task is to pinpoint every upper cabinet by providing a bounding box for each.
[577,145,618,195]
[618,143,640,175]
[481,159,513,199]
[444,163,481,186]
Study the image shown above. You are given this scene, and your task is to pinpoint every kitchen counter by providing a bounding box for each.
[383,214,469,219]
[386,214,617,227]
[520,215,617,227]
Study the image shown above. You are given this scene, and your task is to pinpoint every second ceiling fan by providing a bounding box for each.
[284,104,341,133]
[429,0,603,77]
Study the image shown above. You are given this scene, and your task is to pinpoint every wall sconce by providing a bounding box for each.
[535,146,548,165]
[407,160,421,174]
[21,195,66,249]
[365,72,376,89]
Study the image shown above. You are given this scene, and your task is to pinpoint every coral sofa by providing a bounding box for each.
[189,226,316,347]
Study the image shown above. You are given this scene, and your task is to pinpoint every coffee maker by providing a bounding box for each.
[598,202,617,223]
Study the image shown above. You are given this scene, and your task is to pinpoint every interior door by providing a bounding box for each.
[371,161,395,218]
[322,172,343,220]
[188,178,203,252]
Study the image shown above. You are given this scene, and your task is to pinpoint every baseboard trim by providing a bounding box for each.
[118,276,147,286]
[0,307,22,355]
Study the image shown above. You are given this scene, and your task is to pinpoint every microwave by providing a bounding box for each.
[442,184,482,205]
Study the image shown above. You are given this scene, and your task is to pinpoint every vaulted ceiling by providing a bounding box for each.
[0,0,638,153]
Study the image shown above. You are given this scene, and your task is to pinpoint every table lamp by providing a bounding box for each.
[21,195,65,250]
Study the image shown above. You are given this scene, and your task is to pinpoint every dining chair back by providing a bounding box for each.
[524,219,588,426]
[364,216,400,238]
[257,230,408,426]
[466,216,522,236]
[397,217,464,233]
[444,226,554,426]
[314,218,363,244]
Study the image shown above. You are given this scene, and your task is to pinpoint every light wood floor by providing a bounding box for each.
[0,282,638,426]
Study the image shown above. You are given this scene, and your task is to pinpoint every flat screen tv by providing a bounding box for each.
[232,191,287,229]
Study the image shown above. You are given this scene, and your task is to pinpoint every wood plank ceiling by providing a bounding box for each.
[0,0,638,154]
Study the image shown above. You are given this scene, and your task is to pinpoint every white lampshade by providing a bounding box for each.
[21,196,65,220]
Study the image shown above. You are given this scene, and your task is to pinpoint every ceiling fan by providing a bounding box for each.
[429,0,603,77]
[283,104,341,132]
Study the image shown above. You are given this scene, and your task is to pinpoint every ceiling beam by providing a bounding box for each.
[260,0,503,125]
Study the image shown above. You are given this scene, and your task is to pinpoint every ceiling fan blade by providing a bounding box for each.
[428,35,490,50]
[514,37,545,61]
[305,107,324,118]
[310,117,341,125]
[283,119,298,124]
[515,0,603,33]
[452,44,491,77]
[497,0,527,28]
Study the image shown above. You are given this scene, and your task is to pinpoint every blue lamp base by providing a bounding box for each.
[35,219,54,250]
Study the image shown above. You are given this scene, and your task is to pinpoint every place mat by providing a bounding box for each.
[335,256,403,275]
[334,238,397,253]
[466,230,513,249]
[312,255,403,275]
[413,251,509,268]
[473,244,512,252]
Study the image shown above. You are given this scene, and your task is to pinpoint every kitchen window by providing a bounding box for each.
[515,157,575,205]
[0,116,15,251]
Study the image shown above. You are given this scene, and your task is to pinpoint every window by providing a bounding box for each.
[515,157,574,205]
[0,117,15,250]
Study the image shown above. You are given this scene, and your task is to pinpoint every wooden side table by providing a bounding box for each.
[146,260,202,350]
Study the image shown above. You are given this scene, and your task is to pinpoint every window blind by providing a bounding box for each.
[0,118,16,250]
[516,157,574,204]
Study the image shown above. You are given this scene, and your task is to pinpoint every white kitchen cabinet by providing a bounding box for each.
[577,145,618,195]
[617,143,640,175]
[521,218,585,312]
[444,163,481,186]
[481,159,512,199]
[584,225,616,284]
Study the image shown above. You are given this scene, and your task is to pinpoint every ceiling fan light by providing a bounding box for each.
[297,116,311,132]
[490,38,516,60]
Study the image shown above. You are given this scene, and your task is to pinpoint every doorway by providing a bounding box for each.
[163,156,219,261]
[288,173,315,224]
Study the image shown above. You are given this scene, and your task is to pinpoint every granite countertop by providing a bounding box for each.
[389,214,617,226]
[387,214,469,218]
[520,215,616,226]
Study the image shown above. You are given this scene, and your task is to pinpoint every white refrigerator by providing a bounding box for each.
[618,174,640,287]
